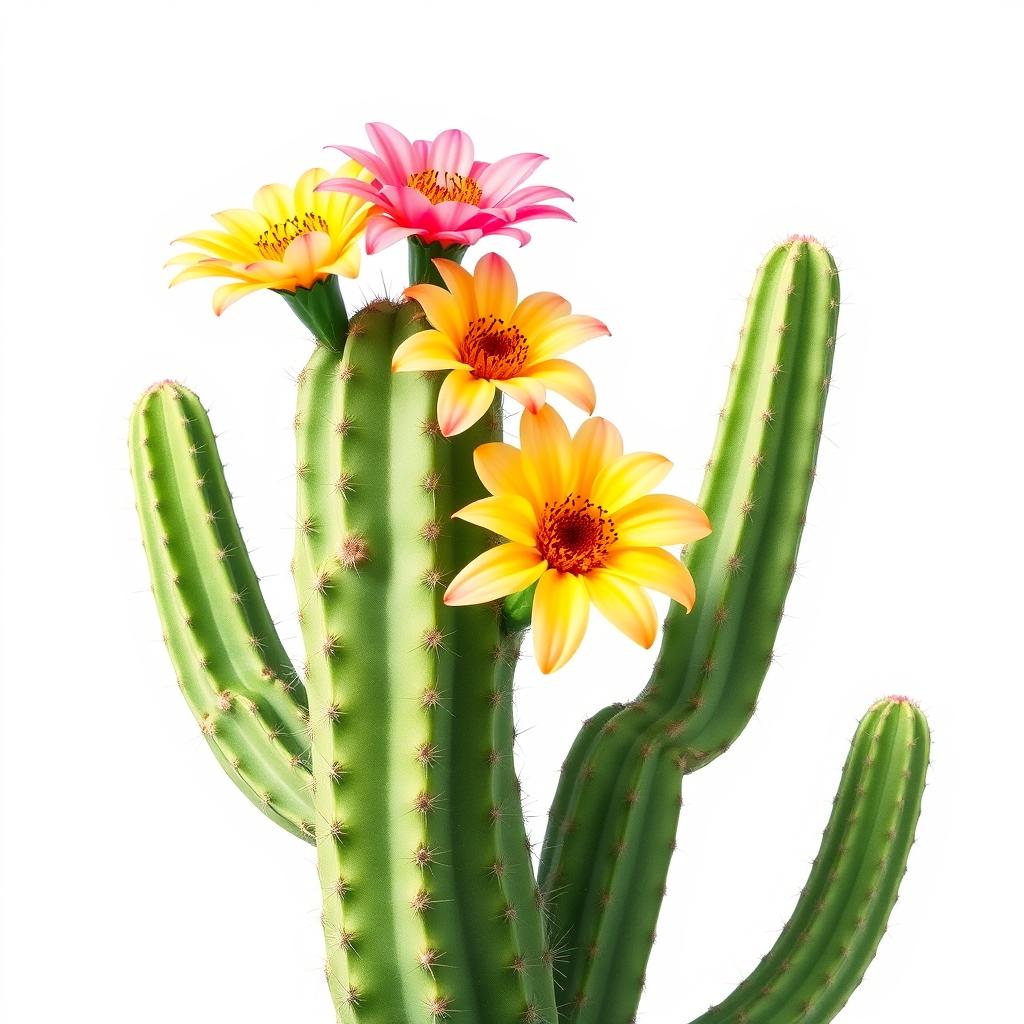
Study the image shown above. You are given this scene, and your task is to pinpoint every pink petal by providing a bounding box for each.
[506,204,577,224]
[325,144,395,184]
[476,153,547,201]
[365,217,421,253]
[315,177,385,206]
[427,129,475,176]
[495,184,574,209]
[366,122,418,179]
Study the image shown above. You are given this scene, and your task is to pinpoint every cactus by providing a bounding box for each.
[134,183,929,1024]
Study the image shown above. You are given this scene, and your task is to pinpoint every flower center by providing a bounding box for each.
[254,212,329,260]
[407,168,483,206]
[536,494,617,575]
[460,317,529,380]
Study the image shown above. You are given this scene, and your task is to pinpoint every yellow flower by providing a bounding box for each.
[394,253,609,436]
[167,162,371,314]
[444,406,712,673]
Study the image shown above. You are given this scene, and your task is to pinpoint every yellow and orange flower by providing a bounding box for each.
[394,253,609,436]
[167,162,372,314]
[444,406,712,673]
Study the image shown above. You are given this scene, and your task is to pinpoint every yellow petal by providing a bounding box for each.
[529,315,609,364]
[572,417,624,495]
[212,281,272,315]
[444,543,547,606]
[173,230,255,261]
[437,370,496,437]
[603,547,697,611]
[532,570,590,674]
[169,262,238,286]
[212,208,269,239]
[319,240,362,279]
[406,283,468,343]
[452,495,538,546]
[294,167,329,213]
[473,252,517,321]
[473,442,531,499]
[392,329,465,372]
[495,376,547,412]
[526,359,596,413]
[519,405,572,503]
[433,259,478,320]
[614,495,713,547]
[512,291,571,340]
[253,182,295,223]
[590,452,673,512]
[282,231,332,288]
[585,571,658,648]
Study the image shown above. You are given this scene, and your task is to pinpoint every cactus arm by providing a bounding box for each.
[294,301,556,1024]
[688,698,929,1024]
[539,239,840,1022]
[129,381,314,841]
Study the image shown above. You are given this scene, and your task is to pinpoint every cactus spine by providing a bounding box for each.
[292,298,555,1024]
[539,238,841,1021]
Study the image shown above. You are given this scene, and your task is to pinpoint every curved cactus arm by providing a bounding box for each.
[293,300,556,1024]
[688,697,929,1024]
[540,238,840,1022]
[130,381,315,841]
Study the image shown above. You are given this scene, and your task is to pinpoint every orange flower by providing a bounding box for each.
[394,253,608,436]
[444,406,712,673]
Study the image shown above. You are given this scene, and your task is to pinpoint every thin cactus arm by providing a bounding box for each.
[687,697,929,1024]
[539,238,840,1023]
[129,381,315,841]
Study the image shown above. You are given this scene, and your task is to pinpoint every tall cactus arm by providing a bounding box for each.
[293,300,556,1024]
[540,238,840,1023]
[130,382,315,841]
[688,697,930,1024]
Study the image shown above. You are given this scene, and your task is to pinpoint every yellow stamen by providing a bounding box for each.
[537,495,617,574]
[255,212,330,260]
[459,316,529,380]
[407,169,483,206]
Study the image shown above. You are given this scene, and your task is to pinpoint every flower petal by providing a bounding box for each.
[444,544,547,606]
[571,417,624,495]
[473,442,531,499]
[603,547,697,612]
[282,231,332,288]
[512,291,571,340]
[529,315,610,364]
[532,570,590,674]
[590,452,673,512]
[433,259,478,319]
[495,376,547,413]
[365,218,420,253]
[452,495,538,547]
[527,359,596,413]
[585,571,658,648]
[366,122,418,179]
[252,183,294,224]
[613,495,713,547]
[473,252,517,322]
[405,282,468,343]
[476,152,547,201]
[212,281,272,315]
[428,128,475,177]
[392,330,465,373]
[519,405,573,503]
[437,370,496,437]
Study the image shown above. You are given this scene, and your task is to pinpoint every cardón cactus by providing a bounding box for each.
[133,121,929,1024]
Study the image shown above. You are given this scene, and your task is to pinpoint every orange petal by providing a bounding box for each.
[519,405,573,503]
[512,291,571,340]
[444,543,547,606]
[590,452,673,512]
[473,443,531,499]
[437,370,496,437]
[532,570,590,674]
[526,359,596,413]
[405,283,468,343]
[282,231,333,288]
[603,547,697,611]
[452,495,538,546]
[473,252,517,321]
[495,376,547,412]
[585,570,658,648]
[572,417,624,495]
[392,330,465,372]
[529,315,609,364]
[433,259,478,320]
[613,495,713,546]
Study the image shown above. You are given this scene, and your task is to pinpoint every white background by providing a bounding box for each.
[2,1,1021,1020]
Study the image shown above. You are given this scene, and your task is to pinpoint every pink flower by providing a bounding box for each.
[315,122,574,254]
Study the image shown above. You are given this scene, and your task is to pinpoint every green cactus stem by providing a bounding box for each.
[688,697,929,1024]
[129,381,314,840]
[292,299,556,1024]
[539,237,840,1023]
[277,276,350,352]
